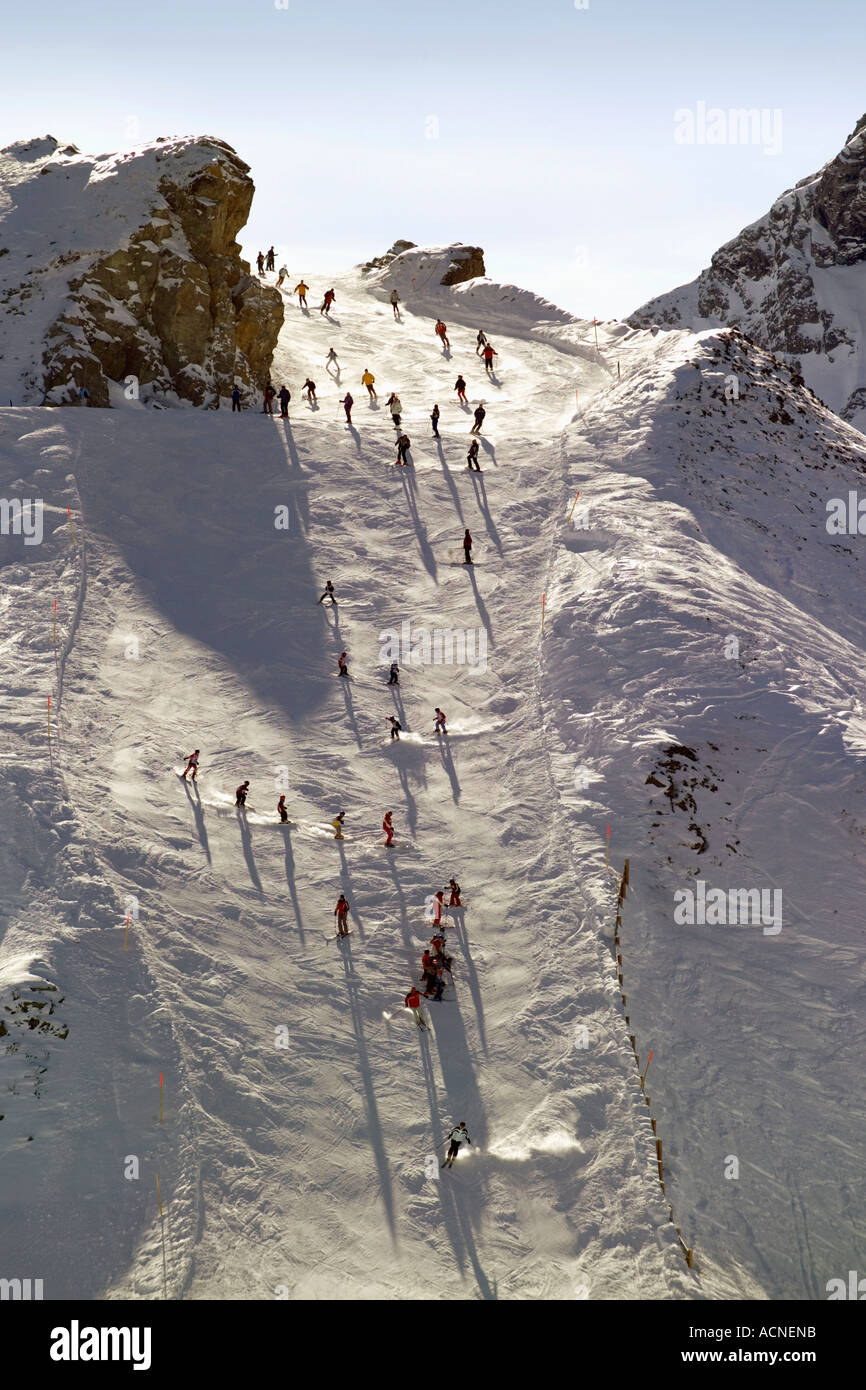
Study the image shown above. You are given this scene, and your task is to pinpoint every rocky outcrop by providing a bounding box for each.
[628,114,866,431]
[0,135,283,407]
[361,241,486,292]
[440,246,486,286]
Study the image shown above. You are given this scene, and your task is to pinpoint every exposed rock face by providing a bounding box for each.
[628,114,866,431]
[440,246,486,286]
[361,241,486,291]
[0,135,283,407]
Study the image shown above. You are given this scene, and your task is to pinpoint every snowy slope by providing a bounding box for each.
[629,114,866,434]
[1,256,864,1300]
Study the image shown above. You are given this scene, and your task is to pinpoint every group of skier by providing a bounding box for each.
[190,276,488,1171]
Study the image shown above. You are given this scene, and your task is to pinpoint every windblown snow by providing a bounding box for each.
[1,242,864,1300]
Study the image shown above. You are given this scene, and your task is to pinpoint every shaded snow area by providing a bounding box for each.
[1,263,864,1300]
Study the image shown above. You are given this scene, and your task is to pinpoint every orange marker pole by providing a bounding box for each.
[123,910,131,951]
[641,1049,654,1089]
[541,593,546,634]
[568,491,581,523]
[575,388,579,411]
[47,695,51,742]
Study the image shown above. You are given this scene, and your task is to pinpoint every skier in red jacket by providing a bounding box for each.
[383,811,395,846]
[482,343,498,374]
[404,986,426,1027]
[181,749,200,781]
[435,319,450,349]
[335,894,350,937]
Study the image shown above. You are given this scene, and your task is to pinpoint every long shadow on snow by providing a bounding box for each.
[182,778,211,865]
[448,910,486,1056]
[337,840,366,937]
[468,473,502,553]
[339,943,397,1240]
[417,1032,495,1298]
[435,439,465,524]
[75,414,324,722]
[399,470,438,581]
[236,808,263,894]
[339,673,363,750]
[382,734,424,837]
[280,824,305,941]
[465,566,493,646]
[436,731,461,803]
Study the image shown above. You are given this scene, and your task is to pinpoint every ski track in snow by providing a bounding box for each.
[1,263,865,1300]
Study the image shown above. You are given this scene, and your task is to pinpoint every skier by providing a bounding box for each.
[317,579,337,605]
[442,1122,471,1168]
[266,246,276,272]
[181,749,200,781]
[341,392,354,423]
[256,251,265,275]
[395,433,411,465]
[293,279,309,307]
[276,264,288,289]
[454,375,468,404]
[235,780,250,809]
[387,715,402,741]
[386,393,402,427]
[303,378,317,403]
[320,288,336,315]
[448,878,462,906]
[388,661,400,685]
[430,403,440,437]
[338,650,349,677]
[430,889,445,928]
[470,405,486,434]
[390,289,400,319]
[482,343,498,374]
[429,932,446,957]
[262,382,276,415]
[421,949,435,975]
[277,794,289,824]
[434,319,450,349]
[383,810,395,846]
[326,347,340,375]
[403,985,426,1027]
[475,330,488,356]
[332,811,346,839]
[434,706,447,735]
[231,385,242,412]
[361,369,377,399]
[463,528,473,565]
[335,894,350,937]
[426,963,447,1002]
[278,385,291,417]
[466,440,481,471]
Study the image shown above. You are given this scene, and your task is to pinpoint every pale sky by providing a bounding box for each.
[2,0,864,318]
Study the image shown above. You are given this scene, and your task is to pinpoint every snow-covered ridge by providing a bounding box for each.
[629,113,866,432]
[0,134,282,407]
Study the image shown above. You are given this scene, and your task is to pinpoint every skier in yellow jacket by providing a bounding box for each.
[361,369,377,400]
[293,280,309,307]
